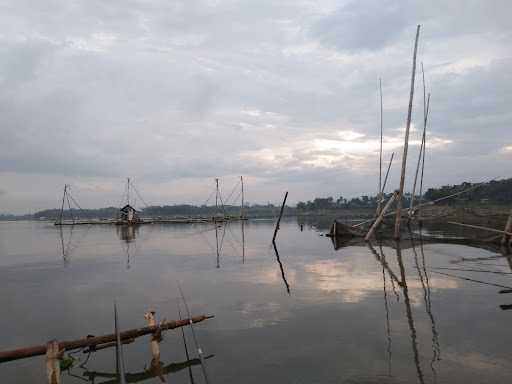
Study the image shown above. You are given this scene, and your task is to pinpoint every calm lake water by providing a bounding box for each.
[1,219,511,383]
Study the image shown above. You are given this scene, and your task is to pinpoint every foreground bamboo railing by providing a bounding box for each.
[0,314,213,363]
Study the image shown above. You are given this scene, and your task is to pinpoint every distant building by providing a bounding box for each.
[119,204,138,223]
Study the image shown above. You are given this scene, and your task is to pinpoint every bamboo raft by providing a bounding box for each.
[54,216,248,226]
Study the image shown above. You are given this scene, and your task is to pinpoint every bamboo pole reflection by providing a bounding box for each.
[79,356,213,383]
[395,241,425,384]
[410,229,440,382]
[116,225,139,270]
[272,240,291,294]
[381,246,393,377]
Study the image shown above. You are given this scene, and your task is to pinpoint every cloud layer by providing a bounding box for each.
[0,1,511,212]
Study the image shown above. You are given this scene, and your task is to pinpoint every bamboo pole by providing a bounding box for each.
[447,221,512,237]
[144,311,164,381]
[394,24,421,239]
[272,192,288,242]
[353,178,497,229]
[410,63,430,217]
[501,209,512,246]
[377,78,384,216]
[240,176,245,218]
[366,192,397,240]
[0,315,213,363]
[376,153,395,216]
[46,340,61,384]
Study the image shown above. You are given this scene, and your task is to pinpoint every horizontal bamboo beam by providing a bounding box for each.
[0,314,213,364]
[447,221,512,237]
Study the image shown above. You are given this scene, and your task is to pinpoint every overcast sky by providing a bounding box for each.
[0,0,511,213]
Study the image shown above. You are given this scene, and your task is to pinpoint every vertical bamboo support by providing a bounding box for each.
[46,340,61,384]
[376,152,394,217]
[394,24,421,239]
[215,178,219,213]
[144,311,164,380]
[502,209,512,246]
[59,185,67,224]
[366,192,397,240]
[410,62,429,218]
[272,192,288,242]
[376,78,384,216]
[240,176,244,218]
[410,93,430,218]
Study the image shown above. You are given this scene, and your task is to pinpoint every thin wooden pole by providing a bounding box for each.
[410,62,429,217]
[366,192,397,240]
[379,78,383,200]
[394,24,421,239]
[447,221,512,236]
[272,192,288,242]
[59,185,67,224]
[502,209,512,246]
[377,152,395,216]
[240,176,244,218]
[410,93,430,217]
[215,178,219,213]
[376,78,384,216]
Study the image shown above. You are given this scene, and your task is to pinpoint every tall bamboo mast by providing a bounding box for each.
[59,184,67,224]
[376,78,384,216]
[409,63,430,218]
[240,176,244,218]
[394,24,421,239]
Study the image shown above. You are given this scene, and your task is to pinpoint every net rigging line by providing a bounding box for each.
[201,189,216,207]
[222,179,241,206]
[132,184,149,209]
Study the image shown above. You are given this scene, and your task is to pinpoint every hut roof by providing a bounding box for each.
[120,204,137,213]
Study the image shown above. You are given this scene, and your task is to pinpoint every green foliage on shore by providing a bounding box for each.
[296,177,512,212]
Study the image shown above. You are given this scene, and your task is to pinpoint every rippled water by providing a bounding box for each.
[0,219,511,383]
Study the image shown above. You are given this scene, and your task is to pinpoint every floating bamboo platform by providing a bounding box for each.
[54,216,248,226]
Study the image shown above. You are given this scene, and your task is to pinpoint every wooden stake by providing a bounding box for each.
[502,209,512,246]
[394,24,421,239]
[46,340,61,384]
[272,192,288,242]
[366,192,397,240]
[144,311,164,381]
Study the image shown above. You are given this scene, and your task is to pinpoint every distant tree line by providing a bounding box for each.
[296,177,512,212]
[26,203,295,221]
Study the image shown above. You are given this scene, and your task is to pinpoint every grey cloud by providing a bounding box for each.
[0,0,510,213]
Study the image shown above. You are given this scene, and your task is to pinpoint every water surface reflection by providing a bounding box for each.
[0,220,511,383]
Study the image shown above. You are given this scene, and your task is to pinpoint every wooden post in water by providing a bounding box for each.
[272,192,288,242]
[366,192,397,241]
[394,24,421,239]
[501,209,512,246]
[144,311,164,381]
[46,340,61,384]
